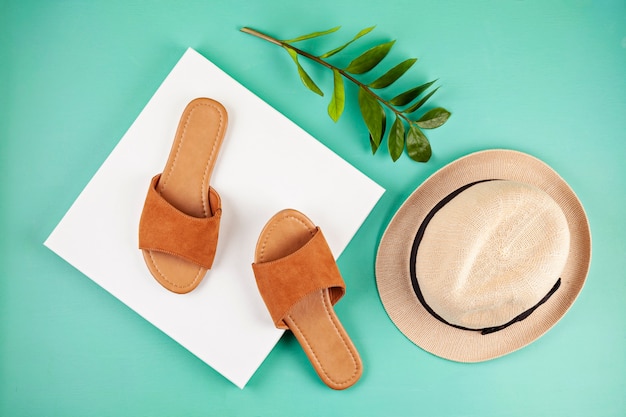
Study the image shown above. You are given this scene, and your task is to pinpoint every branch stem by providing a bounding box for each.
[240,26,412,125]
[240,27,282,46]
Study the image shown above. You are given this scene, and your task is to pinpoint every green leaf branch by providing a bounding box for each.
[241,26,451,162]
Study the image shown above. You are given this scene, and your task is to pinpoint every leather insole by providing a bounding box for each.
[254,209,363,389]
[142,98,227,293]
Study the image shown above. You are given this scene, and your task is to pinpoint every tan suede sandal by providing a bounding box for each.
[138,98,227,294]
[252,209,363,390]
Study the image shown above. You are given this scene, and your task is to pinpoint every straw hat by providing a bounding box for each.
[375,149,591,362]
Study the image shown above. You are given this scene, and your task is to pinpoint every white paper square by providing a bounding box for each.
[44,48,385,388]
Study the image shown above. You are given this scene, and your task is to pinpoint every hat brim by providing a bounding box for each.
[375,149,591,362]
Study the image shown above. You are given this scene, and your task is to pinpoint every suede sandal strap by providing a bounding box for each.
[139,174,221,269]
[252,228,346,329]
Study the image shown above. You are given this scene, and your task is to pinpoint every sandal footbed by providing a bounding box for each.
[252,209,363,389]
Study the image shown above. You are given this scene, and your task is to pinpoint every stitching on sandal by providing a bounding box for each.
[258,215,316,262]
[160,101,224,219]
[200,103,225,217]
[160,103,194,192]
[286,291,360,387]
[147,250,205,290]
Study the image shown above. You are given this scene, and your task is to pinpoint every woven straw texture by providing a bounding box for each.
[375,150,591,362]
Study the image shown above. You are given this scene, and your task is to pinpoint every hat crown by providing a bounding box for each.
[416,180,570,329]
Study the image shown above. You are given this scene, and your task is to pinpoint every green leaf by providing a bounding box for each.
[283,26,340,43]
[285,47,323,96]
[320,26,375,58]
[358,87,386,147]
[388,115,405,161]
[416,107,451,129]
[241,26,450,163]
[404,87,440,114]
[369,135,380,154]
[406,125,432,162]
[328,69,345,122]
[345,40,395,74]
[369,58,417,89]
[390,79,437,106]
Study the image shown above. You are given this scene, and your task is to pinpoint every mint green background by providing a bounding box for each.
[2,1,625,416]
